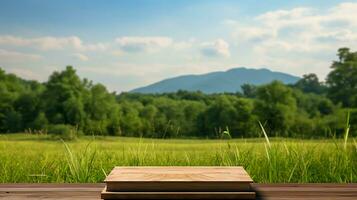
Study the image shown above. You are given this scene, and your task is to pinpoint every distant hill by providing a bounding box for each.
[131,67,300,94]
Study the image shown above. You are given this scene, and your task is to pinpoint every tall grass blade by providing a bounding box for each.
[222,126,232,139]
[344,111,350,150]
[61,139,80,181]
[264,143,270,161]
[101,167,107,177]
[259,121,271,148]
[288,162,298,182]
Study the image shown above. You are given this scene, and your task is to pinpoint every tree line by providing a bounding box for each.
[0,48,356,139]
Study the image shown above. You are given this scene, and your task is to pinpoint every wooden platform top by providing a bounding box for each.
[1,183,356,200]
[104,166,253,183]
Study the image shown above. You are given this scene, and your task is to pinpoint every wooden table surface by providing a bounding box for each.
[105,167,253,182]
[0,183,356,200]
[105,167,253,192]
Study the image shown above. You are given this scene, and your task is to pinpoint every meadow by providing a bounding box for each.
[0,134,356,183]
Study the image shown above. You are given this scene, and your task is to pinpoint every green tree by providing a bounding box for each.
[42,66,87,126]
[14,93,40,129]
[32,112,48,130]
[198,95,256,138]
[0,68,29,132]
[241,84,257,98]
[254,81,297,136]
[326,48,357,107]
[294,73,326,94]
[140,104,158,136]
[119,101,143,137]
[84,84,120,135]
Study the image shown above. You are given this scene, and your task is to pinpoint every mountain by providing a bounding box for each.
[131,67,300,94]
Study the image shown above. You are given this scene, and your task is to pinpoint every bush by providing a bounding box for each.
[83,120,108,136]
[47,124,79,140]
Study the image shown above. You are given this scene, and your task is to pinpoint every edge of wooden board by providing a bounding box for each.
[101,186,256,200]
[106,181,253,192]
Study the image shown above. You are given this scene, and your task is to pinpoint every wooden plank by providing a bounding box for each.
[251,184,357,200]
[101,187,255,200]
[105,166,253,192]
[0,183,356,200]
[0,184,102,200]
[105,167,253,182]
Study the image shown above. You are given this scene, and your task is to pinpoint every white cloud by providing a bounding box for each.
[5,68,44,80]
[256,7,313,22]
[172,41,193,50]
[115,36,173,53]
[225,2,357,79]
[232,3,357,51]
[0,35,107,51]
[200,39,230,57]
[0,35,194,58]
[73,53,89,61]
[0,49,42,63]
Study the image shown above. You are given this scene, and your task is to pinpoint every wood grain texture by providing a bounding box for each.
[101,187,255,199]
[105,167,253,182]
[105,166,253,192]
[252,183,357,200]
[0,184,102,200]
[0,183,356,200]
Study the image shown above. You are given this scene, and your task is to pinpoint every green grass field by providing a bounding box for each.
[0,134,356,183]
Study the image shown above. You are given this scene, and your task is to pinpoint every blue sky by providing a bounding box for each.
[0,0,356,91]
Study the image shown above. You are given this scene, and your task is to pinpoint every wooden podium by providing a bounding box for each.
[101,166,255,199]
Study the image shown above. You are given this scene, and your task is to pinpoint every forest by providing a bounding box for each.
[0,47,356,139]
